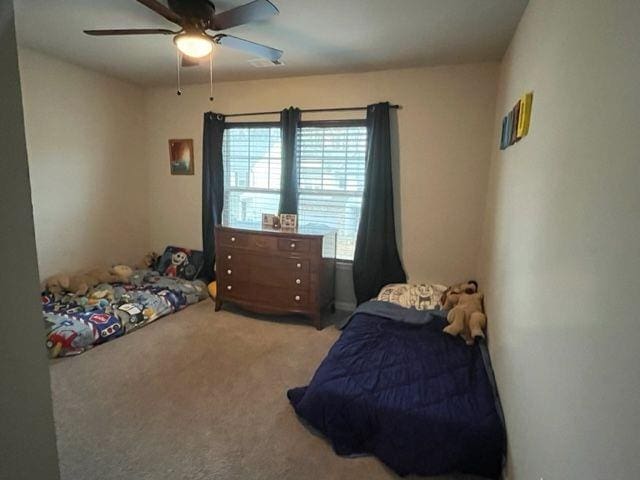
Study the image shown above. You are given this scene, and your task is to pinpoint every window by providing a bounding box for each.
[222,125,281,227]
[298,122,367,260]
[221,120,367,260]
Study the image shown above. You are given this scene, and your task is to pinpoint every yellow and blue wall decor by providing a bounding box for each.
[500,92,533,150]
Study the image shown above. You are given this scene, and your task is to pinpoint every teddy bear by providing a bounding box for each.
[441,280,487,345]
[45,265,135,296]
[440,280,479,309]
[110,264,133,283]
[66,268,116,296]
[44,274,70,296]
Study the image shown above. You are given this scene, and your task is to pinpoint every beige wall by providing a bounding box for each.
[478,0,640,478]
[145,64,499,287]
[18,48,149,280]
[0,2,60,478]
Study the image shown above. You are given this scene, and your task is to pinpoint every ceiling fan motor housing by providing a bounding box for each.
[167,0,216,29]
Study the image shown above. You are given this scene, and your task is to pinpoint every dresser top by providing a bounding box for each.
[219,220,336,238]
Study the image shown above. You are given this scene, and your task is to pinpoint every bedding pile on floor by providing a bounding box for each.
[42,269,207,358]
[288,300,506,479]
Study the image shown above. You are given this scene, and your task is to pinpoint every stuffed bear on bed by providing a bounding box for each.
[441,281,487,345]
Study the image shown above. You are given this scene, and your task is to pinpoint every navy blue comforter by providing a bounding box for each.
[287,302,505,478]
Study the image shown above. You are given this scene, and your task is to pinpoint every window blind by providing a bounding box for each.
[222,126,282,227]
[297,124,367,260]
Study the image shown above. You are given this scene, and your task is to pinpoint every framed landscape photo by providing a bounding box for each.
[168,139,194,175]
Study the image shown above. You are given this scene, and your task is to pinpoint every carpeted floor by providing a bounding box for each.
[50,300,482,480]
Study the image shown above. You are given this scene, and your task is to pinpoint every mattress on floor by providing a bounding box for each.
[287,301,506,479]
[42,270,208,358]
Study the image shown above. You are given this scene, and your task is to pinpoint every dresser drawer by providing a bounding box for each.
[219,230,280,252]
[220,280,309,308]
[248,235,278,251]
[218,263,249,280]
[218,230,250,248]
[250,267,310,290]
[218,279,250,300]
[273,290,309,308]
[254,287,310,308]
[286,258,310,273]
[221,251,309,270]
[218,250,237,263]
[277,237,310,253]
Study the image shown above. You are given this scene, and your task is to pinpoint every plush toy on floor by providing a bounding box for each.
[207,281,217,299]
[44,274,70,295]
[441,280,487,345]
[45,265,135,296]
[135,251,159,270]
[110,264,133,283]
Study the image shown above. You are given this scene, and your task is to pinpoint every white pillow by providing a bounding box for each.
[376,283,448,311]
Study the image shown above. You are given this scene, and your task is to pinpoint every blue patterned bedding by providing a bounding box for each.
[288,301,505,479]
[42,270,208,358]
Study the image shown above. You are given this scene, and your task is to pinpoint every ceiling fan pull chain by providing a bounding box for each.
[209,51,214,102]
[176,50,182,96]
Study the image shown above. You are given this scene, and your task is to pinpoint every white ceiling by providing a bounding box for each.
[14,0,528,86]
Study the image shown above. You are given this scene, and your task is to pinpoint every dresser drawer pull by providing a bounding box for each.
[227,269,232,275]
[294,295,301,302]
[227,285,232,291]
[295,278,301,285]
[227,254,232,260]
[296,263,301,268]
[231,236,236,242]
[290,242,296,249]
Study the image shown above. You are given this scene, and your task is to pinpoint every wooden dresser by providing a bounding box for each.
[214,224,336,329]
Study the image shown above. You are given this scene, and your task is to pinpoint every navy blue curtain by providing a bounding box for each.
[278,107,301,214]
[353,102,406,304]
[202,112,225,282]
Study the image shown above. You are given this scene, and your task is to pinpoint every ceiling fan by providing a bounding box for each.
[84,0,283,68]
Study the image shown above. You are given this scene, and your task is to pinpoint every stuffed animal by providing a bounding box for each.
[83,287,114,311]
[46,265,134,296]
[66,272,101,296]
[110,264,133,283]
[208,281,217,299]
[68,268,120,296]
[441,281,487,345]
[86,268,119,284]
[135,251,159,270]
[44,274,70,295]
[440,280,479,309]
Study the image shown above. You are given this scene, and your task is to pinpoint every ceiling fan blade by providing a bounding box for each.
[181,56,200,67]
[210,0,279,31]
[84,28,178,36]
[213,34,282,62]
[135,0,184,25]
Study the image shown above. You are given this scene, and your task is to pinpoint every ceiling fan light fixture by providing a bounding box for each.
[174,32,213,58]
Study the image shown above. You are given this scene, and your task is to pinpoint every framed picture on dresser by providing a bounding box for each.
[280,214,297,230]
[262,213,277,228]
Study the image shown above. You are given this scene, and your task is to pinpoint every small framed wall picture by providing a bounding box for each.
[498,91,534,151]
[280,213,297,230]
[168,139,194,175]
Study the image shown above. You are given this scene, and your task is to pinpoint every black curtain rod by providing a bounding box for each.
[220,104,400,118]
